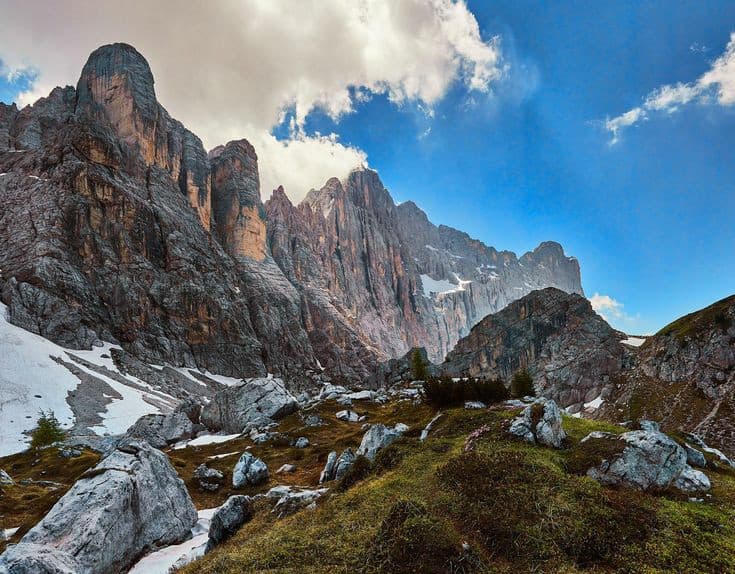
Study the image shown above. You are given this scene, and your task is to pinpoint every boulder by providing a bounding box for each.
[277,464,297,474]
[205,495,254,552]
[508,398,566,448]
[684,443,707,468]
[347,390,375,401]
[336,410,360,422]
[193,464,225,492]
[584,430,696,491]
[294,437,310,448]
[232,452,269,487]
[0,440,197,574]
[201,377,298,433]
[357,423,407,460]
[303,413,324,427]
[464,401,486,409]
[674,465,711,493]
[319,448,356,483]
[639,420,660,432]
[0,469,13,485]
[272,487,328,518]
[123,412,194,448]
[684,433,735,468]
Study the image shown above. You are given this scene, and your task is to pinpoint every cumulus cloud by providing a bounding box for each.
[0,0,503,200]
[604,31,735,144]
[589,292,639,328]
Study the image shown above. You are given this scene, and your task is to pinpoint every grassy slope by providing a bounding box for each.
[181,406,735,574]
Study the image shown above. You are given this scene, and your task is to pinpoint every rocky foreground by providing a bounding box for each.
[2,383,735,573]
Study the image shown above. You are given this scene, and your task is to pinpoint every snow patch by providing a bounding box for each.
[420,273,471,298]
[622,337,646,347]
[173,433,242,450]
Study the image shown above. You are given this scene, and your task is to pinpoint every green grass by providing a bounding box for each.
[181,407,735,574]
[656,294,734,342]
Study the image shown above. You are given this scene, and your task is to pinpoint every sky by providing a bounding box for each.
[0,0,734,335]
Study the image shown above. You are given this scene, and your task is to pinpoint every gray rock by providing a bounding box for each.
[57,447,82,459]
[319,451,338,484]
[123,412,194,448]
[201,377,298,433]
[272,487,328,518]
[357,423,407,460]
[232,452,269,487]
[303,414,324,427]
[0,439,196,574]
[193,464,225,492]
[276,464,297,474]
[639,420,660,432]
[585,430,691,491]
[674,465,711,493]
[336,410,360,422]
[509,398,566,448]
[464,401,486,409]
[684,443,707,468]
[205,495,253,552]
[294,437,310,448]
[0,469,13,485]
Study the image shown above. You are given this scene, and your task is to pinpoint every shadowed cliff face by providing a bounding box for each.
[441,288,627,410]
[0,42,583,384]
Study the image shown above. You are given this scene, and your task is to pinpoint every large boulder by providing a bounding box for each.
[123,412,194,448]
[508,398,566,448]
[0,440,197,574]
[582,430,708,492]
[205,495,254,552]
[232,452,269,487]
[201,377,298,433]
[357,423,407,460]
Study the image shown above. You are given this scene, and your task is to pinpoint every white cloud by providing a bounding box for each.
[589,292,639,328]
[0,0,504,200]
[604,32,735,144]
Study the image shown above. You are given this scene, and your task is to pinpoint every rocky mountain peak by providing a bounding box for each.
[76,42,158,125]
[210,138,266,261]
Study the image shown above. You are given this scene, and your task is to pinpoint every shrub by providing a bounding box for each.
[363,500,467,574]
[410,349,429,381]
[30,410,66,450]
[436,449,656,568]
[422,376,507,407]
[510,368,534,398]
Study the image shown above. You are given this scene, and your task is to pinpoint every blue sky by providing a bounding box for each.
[1,0,733,335]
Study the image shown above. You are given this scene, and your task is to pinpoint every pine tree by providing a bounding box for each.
[510,368,534,398]
[411,348,429,381]
[30,410,66,449]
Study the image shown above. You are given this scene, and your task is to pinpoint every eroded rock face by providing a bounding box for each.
[201,377,298,433]
[509,398,566,448]
[442,288,628,411]
[0,440,197,574]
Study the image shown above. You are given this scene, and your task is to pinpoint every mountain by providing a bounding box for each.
[441,287,628,411]
[441,287,735,456]
[0,43,582,386]
[599,294,735,455]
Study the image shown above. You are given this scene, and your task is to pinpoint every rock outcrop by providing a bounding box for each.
[598,294,735,456]
[200,377,299,433]
[509,398,566,448]
[0,440,197,574]
[441,288,627,411]
[581,429,709,493]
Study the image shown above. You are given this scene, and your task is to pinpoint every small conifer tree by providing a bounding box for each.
[30,410,66,450]
[510,368,535,398]
[411,348,429,381]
